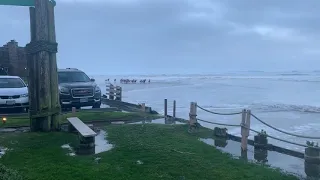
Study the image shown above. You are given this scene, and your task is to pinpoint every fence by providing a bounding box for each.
[103,84,157,114]
[185,101,320,178]
[164,99,177,118]
[105,83,122,101]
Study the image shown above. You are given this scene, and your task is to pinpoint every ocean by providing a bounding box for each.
[92,71,320,177]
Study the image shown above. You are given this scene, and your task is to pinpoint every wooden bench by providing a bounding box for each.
[67,117,97,155]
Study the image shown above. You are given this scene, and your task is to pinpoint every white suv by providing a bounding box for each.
[0,76,28,112]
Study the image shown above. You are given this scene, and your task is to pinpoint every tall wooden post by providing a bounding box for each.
[47,1,60,130]
[26,0,60,131]
[173,100,176,118]
[164,99,167,118]
[241,109,248,151]
[241,109,251,151]
[189,102,197,125]
[109,84,114,100]
[115,86,122,101]
[28,7,37,130]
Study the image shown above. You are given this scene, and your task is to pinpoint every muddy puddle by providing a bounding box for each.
[62,130,113,156]
[199,137,314,179]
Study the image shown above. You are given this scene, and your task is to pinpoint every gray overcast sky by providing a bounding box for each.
[0,0,320,75]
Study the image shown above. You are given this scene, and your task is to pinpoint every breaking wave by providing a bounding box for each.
[250,103,320,113]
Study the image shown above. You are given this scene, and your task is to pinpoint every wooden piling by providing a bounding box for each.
[28,7,37,130]
[173,100,176,118]
[189,102,197,125]
[27,0,60,131]
[214,127,227,138]
[164,99,167,118]
[241,109,248,151]
[304,142,320,178]
[47,0,60,130]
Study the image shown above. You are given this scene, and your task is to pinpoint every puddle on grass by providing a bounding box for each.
[129,118,185,125]
[199,138,311,179]
[0,146,9,158]
[61,130,113,156]
[137,160,143,165]
[95,130,113,154]
[61,144,76,156]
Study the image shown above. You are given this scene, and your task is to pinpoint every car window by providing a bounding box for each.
[58,71,91,83]
[0,78,26,88]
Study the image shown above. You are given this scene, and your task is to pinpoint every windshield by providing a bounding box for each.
[58,71,91,83]
[0,78,26,88]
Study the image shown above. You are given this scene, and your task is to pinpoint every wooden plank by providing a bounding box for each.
[106,93,121,98]
[67,117,97,137]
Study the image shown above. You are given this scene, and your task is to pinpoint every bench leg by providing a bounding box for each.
[68,124,76,132]
[77,134,95,155]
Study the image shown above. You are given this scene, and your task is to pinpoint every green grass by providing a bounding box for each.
[0,111,160,127]
[0,124,297,180]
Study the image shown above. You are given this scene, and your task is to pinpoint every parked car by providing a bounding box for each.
[58,68,101,110]
[0,76,29,112]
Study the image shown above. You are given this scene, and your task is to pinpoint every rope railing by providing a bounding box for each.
[196,105,242,115]
[197,118,241,127]
[196,117,311,148]
[250,113,320,140]
[195,104,320,140]
[247,126,310,148]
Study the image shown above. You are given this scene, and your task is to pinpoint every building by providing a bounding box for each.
[0,40,28,77]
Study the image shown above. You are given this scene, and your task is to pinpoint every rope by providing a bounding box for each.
[196,105,242,115]
[251,113,320,139]
[247,127,310,148]
[197,118,241,127]
[195,117,317,148]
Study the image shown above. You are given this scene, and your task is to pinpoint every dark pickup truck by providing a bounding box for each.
[58,68,101,109]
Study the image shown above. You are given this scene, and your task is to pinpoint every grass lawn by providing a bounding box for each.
[0,111,160,127]
[0,124,297,180]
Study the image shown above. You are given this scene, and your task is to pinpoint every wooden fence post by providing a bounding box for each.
[141,103,146,112]
[115,86,122,101]
[241,109,249,151]
[189,102,197,125]
[164,99,167,118]
[246,110,251,136]
[109,84,114,100]
[173,100,176,118]
[72,107,76,115]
